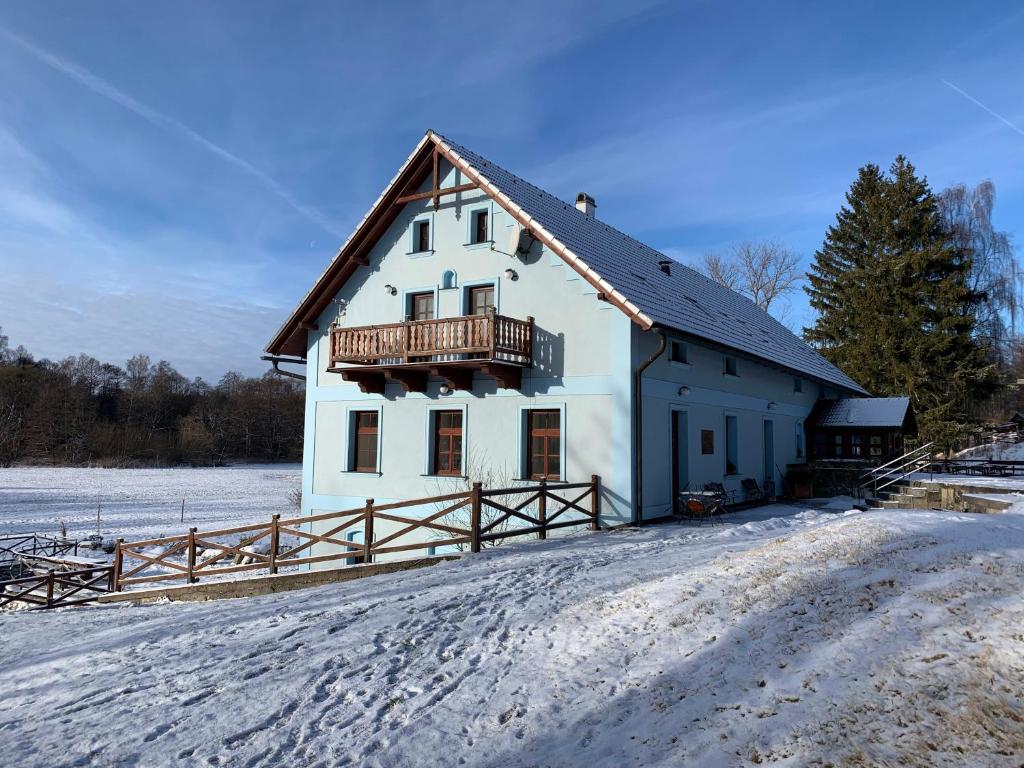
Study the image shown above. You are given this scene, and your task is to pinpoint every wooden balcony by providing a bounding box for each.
[328,313,533,393]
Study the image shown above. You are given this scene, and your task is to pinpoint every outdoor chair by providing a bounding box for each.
[741,478,766,503]
[702,482,736,506]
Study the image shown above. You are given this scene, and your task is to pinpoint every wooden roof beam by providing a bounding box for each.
[395,182,478,206]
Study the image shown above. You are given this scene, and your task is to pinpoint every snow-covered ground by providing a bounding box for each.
[956,438,1024,461]
[0,465,302,541]
[917,473,1024,492]
[1,500,1022,767]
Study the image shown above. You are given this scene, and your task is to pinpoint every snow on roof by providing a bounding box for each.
[813,397,911,428]
[437,133,867,394]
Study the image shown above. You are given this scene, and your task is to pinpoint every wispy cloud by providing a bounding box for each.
[0,23,342,237]
[941,79,1024,138]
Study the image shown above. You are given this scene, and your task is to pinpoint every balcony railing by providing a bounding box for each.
[330,313,533,367]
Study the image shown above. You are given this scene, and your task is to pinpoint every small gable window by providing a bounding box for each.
[794,377,803,393]
[723,356,738,376]
[414,220,431,253]
[471,209,489,244]
[670,341,688,365]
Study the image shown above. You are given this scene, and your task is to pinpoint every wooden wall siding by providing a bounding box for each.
[112,476,601,591]
[330,313,533,366]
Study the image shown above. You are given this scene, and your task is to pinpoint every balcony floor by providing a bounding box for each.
[326,359,526,394]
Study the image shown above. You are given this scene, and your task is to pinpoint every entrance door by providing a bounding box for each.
[763,420,775,489]
[671,411,689,509]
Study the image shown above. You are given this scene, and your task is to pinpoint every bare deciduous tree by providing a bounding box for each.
[939,180,1021,356]
[700,251,740,291]
[700,241,801,312]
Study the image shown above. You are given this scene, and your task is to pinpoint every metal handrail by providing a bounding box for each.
[858,442,935,481]
[859,441,936,498]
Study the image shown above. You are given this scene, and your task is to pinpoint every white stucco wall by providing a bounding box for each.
[298,159,635,563]
[634,327,850,520]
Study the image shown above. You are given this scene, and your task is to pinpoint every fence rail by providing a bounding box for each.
[114,476,601,592]
[0,533,80,565]
[0,565,114,611]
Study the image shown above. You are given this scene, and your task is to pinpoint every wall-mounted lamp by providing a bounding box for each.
[767,401,777,410]
[678,386,690,396]
[384,284,397,296]
[503,268,518,281]
[438,385,451,396]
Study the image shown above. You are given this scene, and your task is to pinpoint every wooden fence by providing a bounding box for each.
[113,476,601,592]
[0,533,80,565]
[0,565,114,610]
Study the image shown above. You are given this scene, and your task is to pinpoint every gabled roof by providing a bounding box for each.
[267,130,867,394]
[812,397,912,428]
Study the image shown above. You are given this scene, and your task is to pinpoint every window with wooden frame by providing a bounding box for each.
[470,209,489,244]
[468,284,495,316]
[431,410,463,476]
[408,291,435,321]
[527,409,561,480]
[701,429,714,455]
[414,220,431,253]
[351,411,379,473]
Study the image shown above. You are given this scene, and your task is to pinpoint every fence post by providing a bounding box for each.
[46,570,54,608]
[591,474,602,530]
[112,538,123,592]
[363,499,375,565]
[470,482,482,553]
[269,514,280,575]
[537,478,547,540]
[187,527,197,584]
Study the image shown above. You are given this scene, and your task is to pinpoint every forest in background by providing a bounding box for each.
[0,328,303,467]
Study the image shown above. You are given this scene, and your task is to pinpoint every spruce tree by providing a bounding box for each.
[804,156,997,447]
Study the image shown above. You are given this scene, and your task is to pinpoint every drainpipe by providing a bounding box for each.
[633,328,666,525]
[260,355,307,382]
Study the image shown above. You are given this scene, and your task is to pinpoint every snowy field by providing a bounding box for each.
[1,500,1022,767]
[0,465,302,541]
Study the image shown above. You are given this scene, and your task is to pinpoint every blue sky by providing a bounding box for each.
[1,1,1023,381]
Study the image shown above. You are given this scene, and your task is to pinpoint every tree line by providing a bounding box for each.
[0,330,303,467]
[699,168,1022,449]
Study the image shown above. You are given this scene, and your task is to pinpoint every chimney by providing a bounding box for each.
[575,192,596,217]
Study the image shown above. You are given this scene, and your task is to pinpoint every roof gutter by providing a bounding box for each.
[633,327,666,525]
[261,355,307,382]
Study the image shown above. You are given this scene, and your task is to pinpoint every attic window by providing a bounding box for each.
[794,377,803,393]
[723,356,738,376]
[470,209,489,244]
[414,220,431,253]
[658,260,672,276]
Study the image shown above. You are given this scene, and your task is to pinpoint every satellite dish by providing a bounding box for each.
[507,223,536,259]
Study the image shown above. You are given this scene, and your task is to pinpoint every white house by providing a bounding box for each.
[265,130,867,558]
